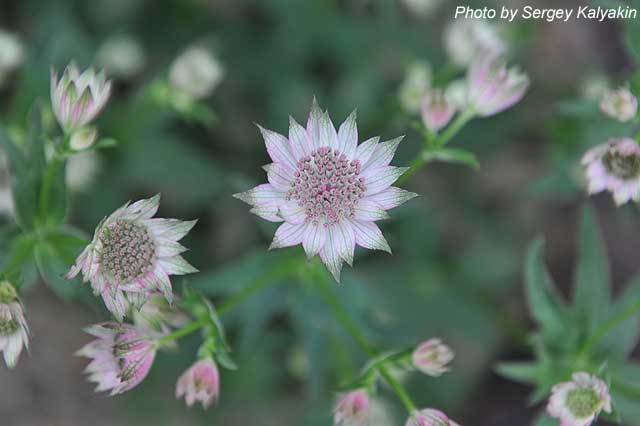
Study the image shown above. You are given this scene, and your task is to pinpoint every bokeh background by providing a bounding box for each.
[0,0,638,425]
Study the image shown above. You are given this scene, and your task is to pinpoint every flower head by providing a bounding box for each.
[50,62,112,133]
[582,137,640,205]
[406,409,460,426]
[412,338,454,377]
[66,195,198,321]
[176,358,220,408]
[444,19,505,68]
[0,281,28,368]
[399,61,432,113]
[170,47,224,99]
[233,99,417,282]
[77,322,156,395]
[600,87,638,122]
[466,55,529,117]
[334,388,371,426]
[547,372,612,426]
[421,89,456,132]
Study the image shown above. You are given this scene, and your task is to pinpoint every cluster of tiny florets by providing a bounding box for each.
[100,220,156,282]
[286,147,366,226]
[603,149,640,180]
[0,318,18,335]
[566,388,601,418]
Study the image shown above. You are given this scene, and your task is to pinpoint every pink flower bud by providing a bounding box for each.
[412,338,454,377]
[333,388,371,426]
[0,281,29,368]
[77,322,156,395]
[406,408,460,426]
[420,89,456,132]
[547,372,612,426]
[176,358,220,409]
[466,54,529,117]
[600,87,638,122]
[50,62,112,133]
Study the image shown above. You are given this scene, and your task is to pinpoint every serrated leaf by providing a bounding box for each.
[423,147,479,169]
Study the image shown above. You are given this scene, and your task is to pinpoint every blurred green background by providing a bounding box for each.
[0,0,638,425]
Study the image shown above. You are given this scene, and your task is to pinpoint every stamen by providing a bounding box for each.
[100,220,156,282]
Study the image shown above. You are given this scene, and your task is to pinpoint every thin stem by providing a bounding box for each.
[378,367,417,412]
[157,318,207,345]
[578,300,640,358]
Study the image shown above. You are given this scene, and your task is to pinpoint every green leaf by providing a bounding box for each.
[2,233,37,287]
[573,205,611,335]
[600,278,640,360]
[495,361,540,385]
[37,159,68,226]
[423,147,479,169]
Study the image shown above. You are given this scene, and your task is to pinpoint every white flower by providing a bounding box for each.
[170,46,224,99]
[0,30,23,84]
[399,61,432,113]
[600,87,638,122]
[444,19,506,68]
[0,281,29,368]
[412,338,454,377]
[97,34,146,80]
[66,195,198,321]
[547,372,612,426]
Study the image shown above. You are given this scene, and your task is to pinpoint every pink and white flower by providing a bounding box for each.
[66,195,198,321]
[77,322,156,395]
[421,89,456,132]
[406,408,460,426]
[176,358,220,409]
[234,99,418,281]
[581,137,640,205]
[547,372,612,426]
[50,62,112,133]
[412,338,454,377]
[466,54,529,117]
[333,388,371,426]
[600,87,637,122]
[0,281,28,368]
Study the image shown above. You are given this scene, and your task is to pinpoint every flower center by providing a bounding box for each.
[100,220,156,282]
[566,388,600,419]
[0,318,18,335]
[285,147,366,226]
[603,151,640,180]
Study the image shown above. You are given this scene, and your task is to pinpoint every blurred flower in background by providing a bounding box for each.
[0,281,29,368]
[333,388,371,426]
[398,61,432,113]
[175,358,220,409]
[412,338,454,377]
[444,19,506,68]
[65,150,101,193]
[170,46,224,100]
[420,89,456,132]
[547,372,612,426]
[400,0,442,19]
[96,34,146,81]
[0,151,15,216]
[600,86,638,122]
[579,74,609,101]
[0,29,24,87]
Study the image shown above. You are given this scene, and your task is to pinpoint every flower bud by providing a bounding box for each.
[444,79,468,110]
[398,61,432,113]
[333,388,371,426]
[69,126,98,151]
[50,62,112,133]
[0,281,29,368]
[420,90,456,132]
[466,55,529,117]
[412,338,454,377]
[547,372,612,426]
[600,87,638,122]
[406,408,460,426]
[170,47,224,99]
[176,358,220,408]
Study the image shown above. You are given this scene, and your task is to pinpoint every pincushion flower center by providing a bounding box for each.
[286,147,366,226]
[603,150,640,180]
[100,220,156,282]
[566,388,600,418]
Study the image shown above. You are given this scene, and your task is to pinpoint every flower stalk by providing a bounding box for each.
[156,317,207,346]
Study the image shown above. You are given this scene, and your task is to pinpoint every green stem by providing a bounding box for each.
[38,156,62,225]
[578,300,640,358]
[157,318,207,345]
[378,366,417,412]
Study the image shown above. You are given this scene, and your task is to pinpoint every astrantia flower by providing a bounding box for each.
[50,62,112,133]
[444,19,505,68]
[0,281,28,368]
[233,100,418,282]
[421,89,456,132]
[333,388,371,426]
[66,195,198,321]
[547,372,612,426]
[581,138,640,205]
[406,408,460,426]
[466,55,529,117]
[170,47,224,100]
[412,338,454,377]
[77,322,156,395]
[176,358,220,409]
[600,86,638,122]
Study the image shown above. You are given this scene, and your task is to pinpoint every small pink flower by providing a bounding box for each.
[412,338,454,377]
[466,54,529,117]
[600,87,637,122]
[176,358,220,409]
[406,408,460,426]
[77,322,156,395]
[421,89,456,132]
[0,281,29,368]
[547,372,612,426]
[581,137,640,205]
[234,99,418,282]
[333,388,371,426]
